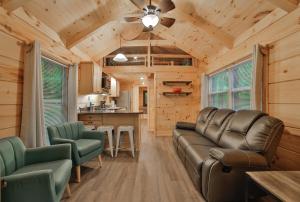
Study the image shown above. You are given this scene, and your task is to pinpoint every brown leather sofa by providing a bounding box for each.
[173,107,284,202]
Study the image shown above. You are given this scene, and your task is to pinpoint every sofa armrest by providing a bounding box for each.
[209,148,268,168]
[176,122,196,130]
[2,170,56,202]
[25,144,71,165]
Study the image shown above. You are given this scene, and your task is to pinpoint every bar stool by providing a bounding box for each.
[97,125,114,157]
[115,125,135,158]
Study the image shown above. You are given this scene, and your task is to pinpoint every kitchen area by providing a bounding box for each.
[77,62,148,152]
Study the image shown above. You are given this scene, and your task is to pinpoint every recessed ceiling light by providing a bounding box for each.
[134,56,138,60]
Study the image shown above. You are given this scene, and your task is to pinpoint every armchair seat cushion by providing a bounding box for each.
[13,159,72,194]
[75,139,102,157]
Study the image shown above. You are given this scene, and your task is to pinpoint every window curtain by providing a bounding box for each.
[20,41,45,148]
[67,64,78,122]
[251,44,266,111]
[200,73,209,109]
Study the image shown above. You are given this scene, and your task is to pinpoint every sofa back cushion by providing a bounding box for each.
[195,107,217,135]
[204,109,235,144]
[0,137,25,177]
[219,110,266,150]
[245,116,284,163]
[47,122,85,144]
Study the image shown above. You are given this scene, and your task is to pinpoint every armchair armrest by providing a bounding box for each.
[51,138,80,164]
[25,144,71,165]
[2,170,56,202]
[209,148,268,168]
[176,122,196,130]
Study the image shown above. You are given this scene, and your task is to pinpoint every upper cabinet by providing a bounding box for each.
[110,77,120,97]
[78,62,102,94]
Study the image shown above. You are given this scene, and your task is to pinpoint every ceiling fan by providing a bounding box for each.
[125,0,176,32]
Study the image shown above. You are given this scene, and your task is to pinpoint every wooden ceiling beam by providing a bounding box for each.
[122,39,175,47]
[266,0,298,12]
[0,7,87,64]
[167,9,234,49]
[234,8,287,46]
[60,1,137,49]
[0,0,32,12]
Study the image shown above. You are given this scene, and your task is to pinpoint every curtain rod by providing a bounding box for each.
[42,55,68,68]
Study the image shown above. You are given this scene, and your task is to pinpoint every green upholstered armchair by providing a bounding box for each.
[0,137,72,202]
[47,121,105,182]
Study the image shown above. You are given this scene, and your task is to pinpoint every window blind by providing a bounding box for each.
[42,57,67,128]
[208,59,253,110]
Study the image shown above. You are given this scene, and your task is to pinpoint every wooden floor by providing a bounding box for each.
[63,119,205,202]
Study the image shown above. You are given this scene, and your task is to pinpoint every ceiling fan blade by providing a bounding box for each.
[143,26,154,32]
[158,0,175,13]
[124,17,140,22]
[160,17,175,28]
[129,0,147,9]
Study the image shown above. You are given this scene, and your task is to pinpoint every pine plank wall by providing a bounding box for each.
[0,31,23,138]
[268,30,300,170]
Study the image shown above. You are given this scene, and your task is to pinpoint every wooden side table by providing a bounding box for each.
[246,171,300,202]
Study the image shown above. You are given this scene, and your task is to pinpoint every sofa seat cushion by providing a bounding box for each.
[173,129,200,142]
[13,159,72,194]
[75,139,101,157]
[178,133,217,149]
[185,145,212,175]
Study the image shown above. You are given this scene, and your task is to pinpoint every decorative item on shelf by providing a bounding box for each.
[172,87,182,93]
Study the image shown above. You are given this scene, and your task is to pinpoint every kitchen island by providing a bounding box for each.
[78,110,143,151]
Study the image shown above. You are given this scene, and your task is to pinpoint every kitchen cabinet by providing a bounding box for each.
[78,62,102,94]
[110,77,120,97]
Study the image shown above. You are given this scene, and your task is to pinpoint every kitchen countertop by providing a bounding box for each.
[78,110,144,114]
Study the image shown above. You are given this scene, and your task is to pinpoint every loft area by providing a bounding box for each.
[0,0,300,202]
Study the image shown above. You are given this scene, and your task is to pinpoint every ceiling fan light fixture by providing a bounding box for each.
[113,53,128,62]
[142,14,159,28]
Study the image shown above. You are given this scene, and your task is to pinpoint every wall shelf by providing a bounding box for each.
[162,81,192,86]
[163,92,192,96]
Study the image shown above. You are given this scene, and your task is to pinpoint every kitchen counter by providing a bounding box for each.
[78,111,142,151]
[78,110,143,114]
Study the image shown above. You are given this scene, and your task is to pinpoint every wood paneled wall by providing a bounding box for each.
[0,31,24,137]
[268,31,300,170]
[155,72,200,136]
[206,8,300,170]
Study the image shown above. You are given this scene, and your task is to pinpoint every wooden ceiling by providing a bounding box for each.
[0,0,298,64]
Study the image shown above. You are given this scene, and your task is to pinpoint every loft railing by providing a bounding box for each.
[103,54,194,67]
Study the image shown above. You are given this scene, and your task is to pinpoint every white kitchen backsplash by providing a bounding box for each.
[77,94,105,109]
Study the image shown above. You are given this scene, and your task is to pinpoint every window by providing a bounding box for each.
[208,59,253,110]
[42,57,67,130]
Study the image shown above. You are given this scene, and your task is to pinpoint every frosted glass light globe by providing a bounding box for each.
[142,14,159,28]
[113,53,128,62]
